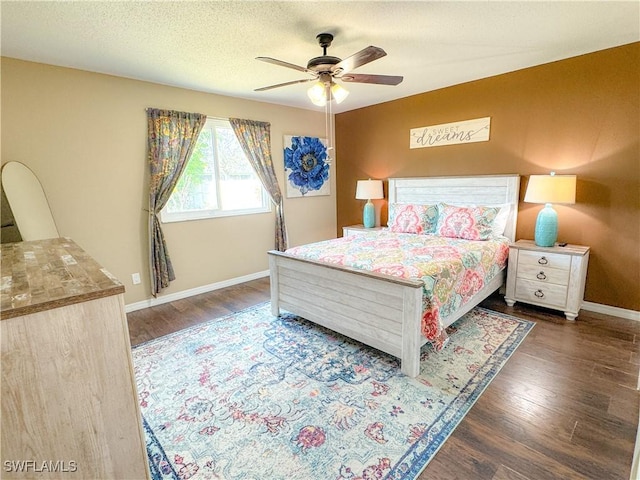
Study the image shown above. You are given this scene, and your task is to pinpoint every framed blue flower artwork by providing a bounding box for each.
[283,135,330,198]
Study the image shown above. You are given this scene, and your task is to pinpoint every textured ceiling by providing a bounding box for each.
[2,1,638,113]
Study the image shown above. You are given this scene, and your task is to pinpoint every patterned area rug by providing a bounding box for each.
[133,303,534,480]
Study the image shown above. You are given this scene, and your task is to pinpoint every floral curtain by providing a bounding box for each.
[147,108,206,296]
[229,118,288,251]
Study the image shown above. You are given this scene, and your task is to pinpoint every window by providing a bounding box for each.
[161,118,271,222]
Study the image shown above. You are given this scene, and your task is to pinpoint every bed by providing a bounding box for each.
[268,175,520,377]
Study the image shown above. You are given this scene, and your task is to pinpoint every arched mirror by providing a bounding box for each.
[1,162,59,241]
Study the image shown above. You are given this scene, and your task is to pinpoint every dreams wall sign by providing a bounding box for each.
[410,117,491,149]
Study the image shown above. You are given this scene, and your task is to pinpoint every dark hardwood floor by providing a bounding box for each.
[127,277,639,480]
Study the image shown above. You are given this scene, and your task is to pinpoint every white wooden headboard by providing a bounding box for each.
[387,174,521,241]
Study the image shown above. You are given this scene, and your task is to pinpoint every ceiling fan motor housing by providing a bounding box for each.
[307,56,342,73]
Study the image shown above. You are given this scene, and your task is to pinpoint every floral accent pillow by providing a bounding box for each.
[388,203,438,234]
[435,203,500,240]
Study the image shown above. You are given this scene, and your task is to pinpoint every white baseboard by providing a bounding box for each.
[125,272,639,323]
[632,403,640,480]
[582,301,640,322]
[124,270,270,313]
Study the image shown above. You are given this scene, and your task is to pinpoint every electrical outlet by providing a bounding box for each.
[131,273,141,285]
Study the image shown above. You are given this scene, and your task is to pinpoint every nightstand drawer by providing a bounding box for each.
[516,263,570,285]
[515,278,568,308]
[518,250,571,271]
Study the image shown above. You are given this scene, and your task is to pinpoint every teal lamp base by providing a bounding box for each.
[534,203,558,247]
[363,200,375,228]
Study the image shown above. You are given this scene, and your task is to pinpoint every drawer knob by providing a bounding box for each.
[536,271,547,280]
[537,256,548,265]
[534,289,545,298]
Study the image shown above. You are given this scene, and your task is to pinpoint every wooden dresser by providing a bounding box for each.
[1,238,149,479]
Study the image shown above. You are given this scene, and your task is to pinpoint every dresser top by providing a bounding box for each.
[1,237,124,320]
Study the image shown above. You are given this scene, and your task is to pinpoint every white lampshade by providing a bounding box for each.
[331,82,349,104]
[355,179,384,200]
[524,173,576,204]
[307,81,327,106]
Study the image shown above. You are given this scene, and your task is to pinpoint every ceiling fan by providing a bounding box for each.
[255,33,403,106]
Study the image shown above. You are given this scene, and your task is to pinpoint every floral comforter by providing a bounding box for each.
[285,231,509,349]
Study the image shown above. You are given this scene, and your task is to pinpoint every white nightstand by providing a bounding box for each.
[504,239,590,320]
[342,224,385,237]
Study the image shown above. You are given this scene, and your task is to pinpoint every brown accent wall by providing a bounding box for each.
[335,43,639,311]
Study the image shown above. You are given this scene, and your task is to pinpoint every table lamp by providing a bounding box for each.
[355,179,384,228]
[524,172,576,247]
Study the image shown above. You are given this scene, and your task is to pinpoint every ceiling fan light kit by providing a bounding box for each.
[307,72,350,107]
[255,32,403,106]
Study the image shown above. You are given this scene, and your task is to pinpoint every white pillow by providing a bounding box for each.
[492,204,511,236]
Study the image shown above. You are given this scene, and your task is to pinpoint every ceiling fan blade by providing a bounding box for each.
[335,46,387,74]
[256,56,310,73]
[339,73,403,86]
[254,78,315,92]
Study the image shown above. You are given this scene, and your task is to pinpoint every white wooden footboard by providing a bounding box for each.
[269,251,424,377]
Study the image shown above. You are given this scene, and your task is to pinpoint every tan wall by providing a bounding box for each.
[335,43,640,311]
[1,58,336,305]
